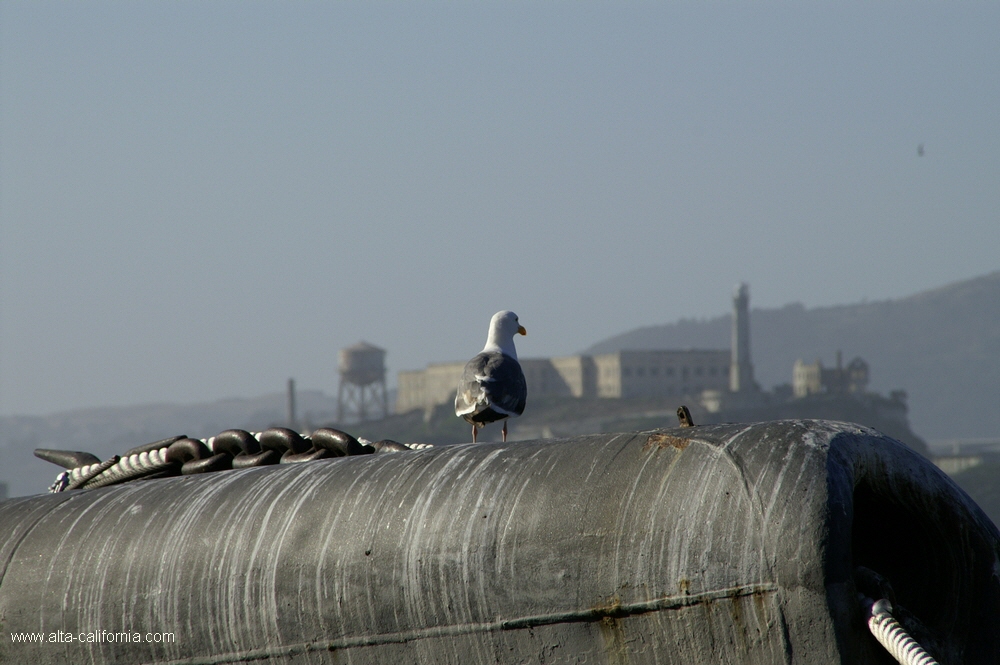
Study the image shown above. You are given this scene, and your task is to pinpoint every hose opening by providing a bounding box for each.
[851,481,959,631]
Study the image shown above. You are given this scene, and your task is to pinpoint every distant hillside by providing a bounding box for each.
[3,271,997,497]
[586,271,1000,441]
[950,459,1000,529]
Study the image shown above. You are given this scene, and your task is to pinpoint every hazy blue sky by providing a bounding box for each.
[1,2,997,417]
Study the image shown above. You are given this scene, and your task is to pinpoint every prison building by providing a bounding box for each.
[395,350,730,414]
[793,352,870,398]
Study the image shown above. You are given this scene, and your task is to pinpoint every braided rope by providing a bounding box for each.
[67,455,121,490]
[83,447,174,489]
[866,599,939,665]
[48,430,435,492]
[48,472,69,493]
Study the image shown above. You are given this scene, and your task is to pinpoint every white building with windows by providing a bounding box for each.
[395,349,730,414]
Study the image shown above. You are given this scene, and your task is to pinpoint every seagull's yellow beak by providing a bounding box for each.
[518,325,527,336]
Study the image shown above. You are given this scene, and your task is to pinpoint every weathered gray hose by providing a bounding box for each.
[866,598,940,665]
[7,420,999,665]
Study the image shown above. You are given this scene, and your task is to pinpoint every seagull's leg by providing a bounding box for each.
[502,421,507,443]
[472,425,478,444]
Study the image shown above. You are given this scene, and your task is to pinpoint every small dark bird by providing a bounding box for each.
[455,311,527,443]
[677,405,695,428]
[917,144,925,157]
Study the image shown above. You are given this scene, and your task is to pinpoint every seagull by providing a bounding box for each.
[455,310,527,443]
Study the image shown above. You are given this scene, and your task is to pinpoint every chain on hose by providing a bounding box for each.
[38,427,435,493]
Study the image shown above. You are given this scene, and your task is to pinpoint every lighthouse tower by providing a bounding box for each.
[729,283,758,394]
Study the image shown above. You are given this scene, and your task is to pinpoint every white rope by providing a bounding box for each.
[48,471,69,493]
[866,598,939,665]
[48,430,434,492]
[84,447,174,488]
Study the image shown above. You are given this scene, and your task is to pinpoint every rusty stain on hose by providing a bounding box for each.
[644,432,691,451]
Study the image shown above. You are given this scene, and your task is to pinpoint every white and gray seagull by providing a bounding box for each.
[454,310,527,443]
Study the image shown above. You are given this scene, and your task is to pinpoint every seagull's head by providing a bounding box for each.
[491,310,526,338]
[485,310,526,356]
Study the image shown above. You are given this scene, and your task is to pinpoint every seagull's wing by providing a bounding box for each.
[455,352,526,418]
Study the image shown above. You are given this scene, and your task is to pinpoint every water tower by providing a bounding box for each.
[337,342,389,423]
